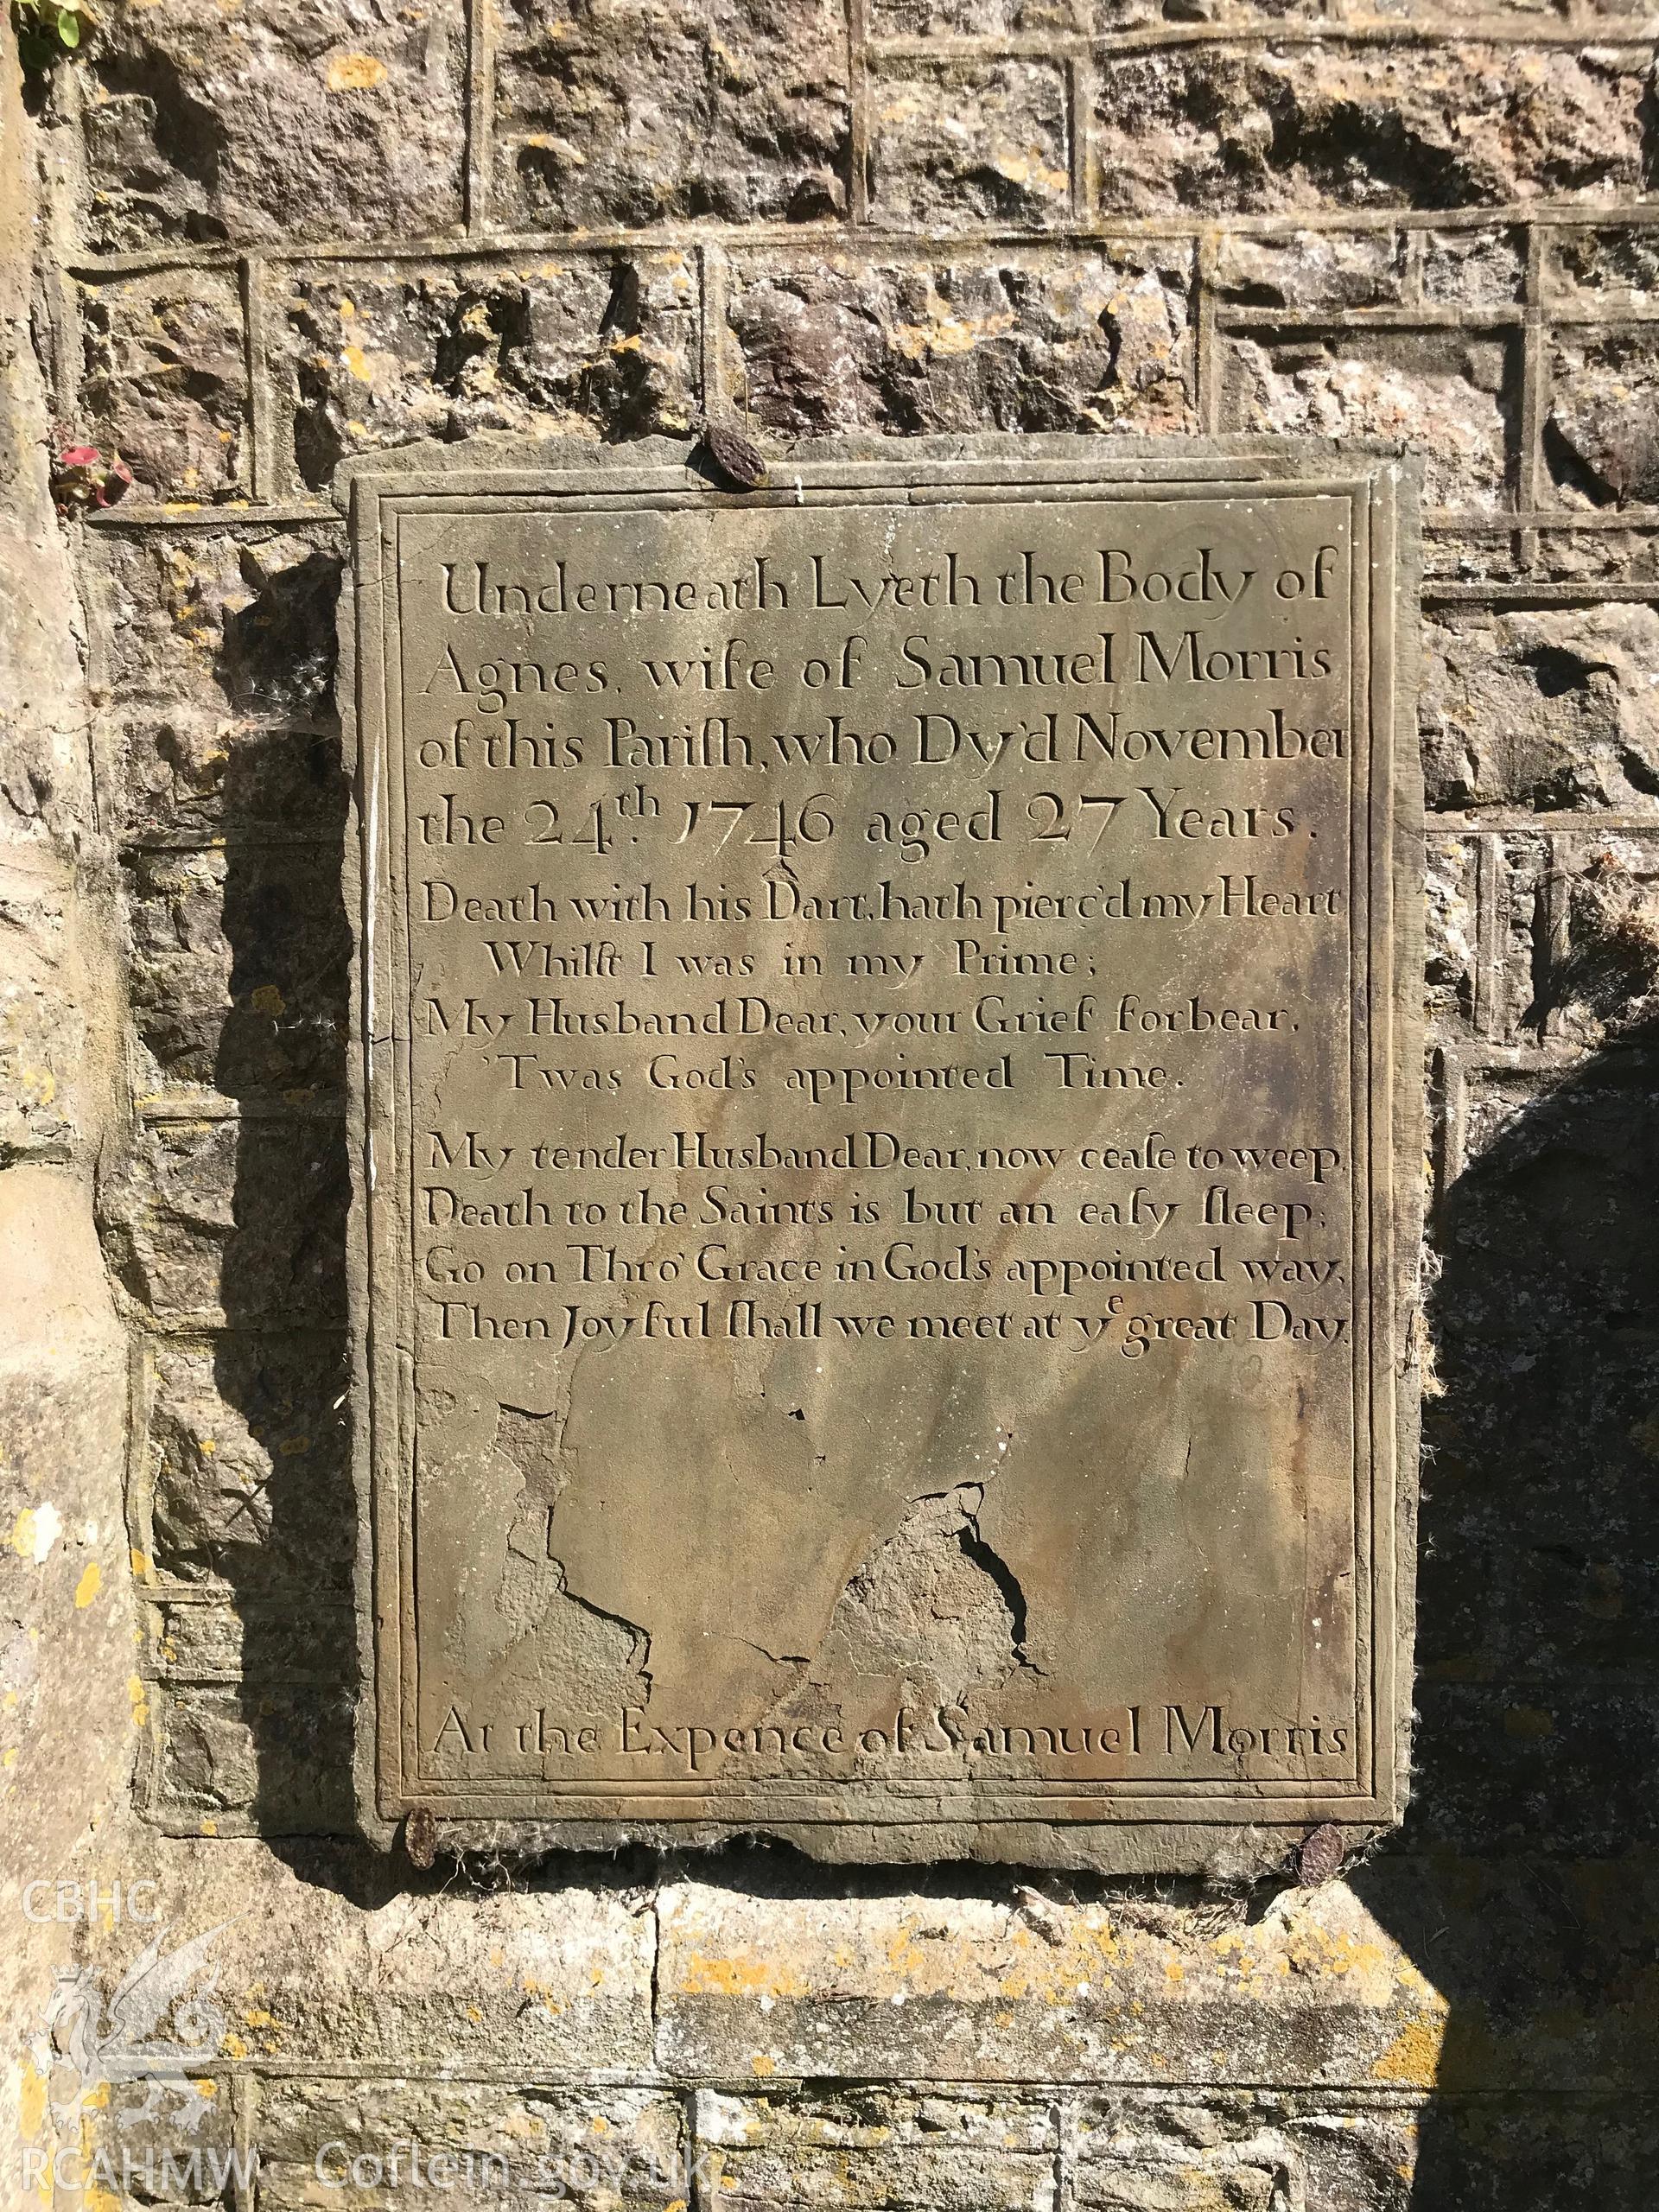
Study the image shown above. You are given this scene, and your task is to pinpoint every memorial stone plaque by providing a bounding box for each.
[346,438,1421,1867]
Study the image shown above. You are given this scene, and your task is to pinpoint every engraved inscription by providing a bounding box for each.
[350,449,1417,1854]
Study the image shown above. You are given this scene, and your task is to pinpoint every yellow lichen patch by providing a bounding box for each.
[1503,1705,1554,1739]
[677,1949,804,1999]
[342,344,373,384]
[888,279,1016,364]
[251,982,286,1017]
[326,51,388,92]
[1583,1562,1623,1619]
[884,1926,928,1980]
[749,2052,775,2076]
[130,1548,153,1577]
[220,2030,248,2059]
[129,1675,149,1729]
[74,1562,102,1609]
[18,2059,47,2141]
[992,150,1069,198]
[1370,2015,1446,2087]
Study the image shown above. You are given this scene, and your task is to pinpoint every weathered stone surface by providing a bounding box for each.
[281,257,699,493]
[1554,839,1659,1042]
[146,1332,352,1587]
[3,59,133,2202]
[0,858,92,1162]
[79,0,467,251]
[1424,833,1476,1028]
[655,1878,1450,2085]
[1421,608,1659,811]
[697,2088,1056,2209]
[1546,331,1659,507]
[730,250,1192,433]
[869,60,1071,228]
[493,0,849,228]
[79,272,249,507]
[1213,227,1409,309]
[95,528,341,730]
[1550,221,1659,306]
[1095,47,1655,215]
[1074,2127,1290,2211]
[1227,332,1514,510]
[1212,220,1527,316]
[124,846,349,1096]
[1421,226,1527,307]
[1427,1045,1659,1833]
[77,1843,658,2069]
[871,0,1096,29]
[105,1116,346,1321]
[119,719,347,847]
[149,1592,353,1685]
[1535,524,1659,586]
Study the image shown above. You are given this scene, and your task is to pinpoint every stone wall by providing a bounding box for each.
[6,2,1659,2205]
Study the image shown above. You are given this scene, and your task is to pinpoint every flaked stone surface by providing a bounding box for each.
[655,1877,1448,2087]
[868,60,1071,228]
[93,528,342,731]
[79,271,248,505]
[1421,607,1659,813]
[1094,46,1656,214]
[282,256,700,492]
[1227,331,1515,511]
[730,250,1192,434]
[79,0,467,250]
[103,1114,347,1322]
[492,0,849,228]
[1547,331,1659,508]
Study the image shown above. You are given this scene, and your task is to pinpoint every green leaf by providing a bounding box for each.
[57,9,80,43]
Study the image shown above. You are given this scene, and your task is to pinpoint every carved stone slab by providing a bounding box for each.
[343,435,1422,1869]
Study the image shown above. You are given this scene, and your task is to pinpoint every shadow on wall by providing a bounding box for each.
[201,547,1659,2197]
[1354,1020,1659,2210]
[207,550,358,1840]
